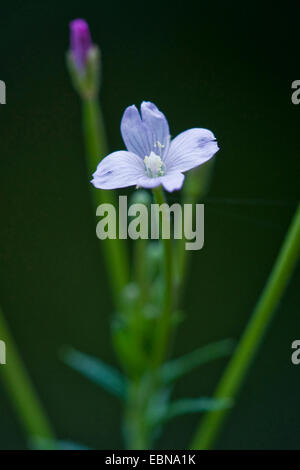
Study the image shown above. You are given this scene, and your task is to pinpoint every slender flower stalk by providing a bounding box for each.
[134,234,148,307]
[0,306,55,449]
[82,97,129,296]
[67,19,129,298]
[191,202,300,449]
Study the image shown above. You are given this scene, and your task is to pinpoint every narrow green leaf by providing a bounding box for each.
[57,440,91,450]
[165,397,232,422]
[31,437,91,450]
[62,347,127,399]
[161,339,235,383]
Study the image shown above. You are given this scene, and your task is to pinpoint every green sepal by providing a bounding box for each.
[66,46,100,100]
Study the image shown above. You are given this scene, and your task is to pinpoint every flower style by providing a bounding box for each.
[91,102,219,192]
[69,19,93,73]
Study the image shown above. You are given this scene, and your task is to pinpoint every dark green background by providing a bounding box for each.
[0,0,300,449]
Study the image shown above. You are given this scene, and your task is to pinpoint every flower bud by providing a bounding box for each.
[67,19,100,99]
[70,19,92,73]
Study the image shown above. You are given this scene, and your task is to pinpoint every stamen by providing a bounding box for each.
[144,151,165,178]
[154,140,165,157]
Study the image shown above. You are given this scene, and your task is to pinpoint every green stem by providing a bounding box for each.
[191,202,300,449]
[82,97,129,298]
[131,237,148,351]
[152,186,174,367]
[134,238,148,308]
[0,307,55,449]
[123,379,152,450]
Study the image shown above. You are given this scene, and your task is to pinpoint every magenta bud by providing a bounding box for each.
[69,19,92,72]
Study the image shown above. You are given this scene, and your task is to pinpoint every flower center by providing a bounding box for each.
[144,152,165,178]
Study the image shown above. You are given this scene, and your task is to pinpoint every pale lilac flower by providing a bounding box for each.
[69,19,92,72]
[91,102,219,193]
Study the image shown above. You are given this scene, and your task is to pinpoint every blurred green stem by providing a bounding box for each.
[123,379,153,450]
[134,238,148,308]
[152,186,174,367]
[124,187,175,450]
[0,306,55,449]
[82,97,129,297]
[191,202,300,449]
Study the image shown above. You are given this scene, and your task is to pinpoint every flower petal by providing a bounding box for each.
[137,172,185,192]
[160,172,185,192]
[136,175,162,189]
[91,151,145,189]
[165,128,219,173]
[140,101,170,158]
[120,105,152,158]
